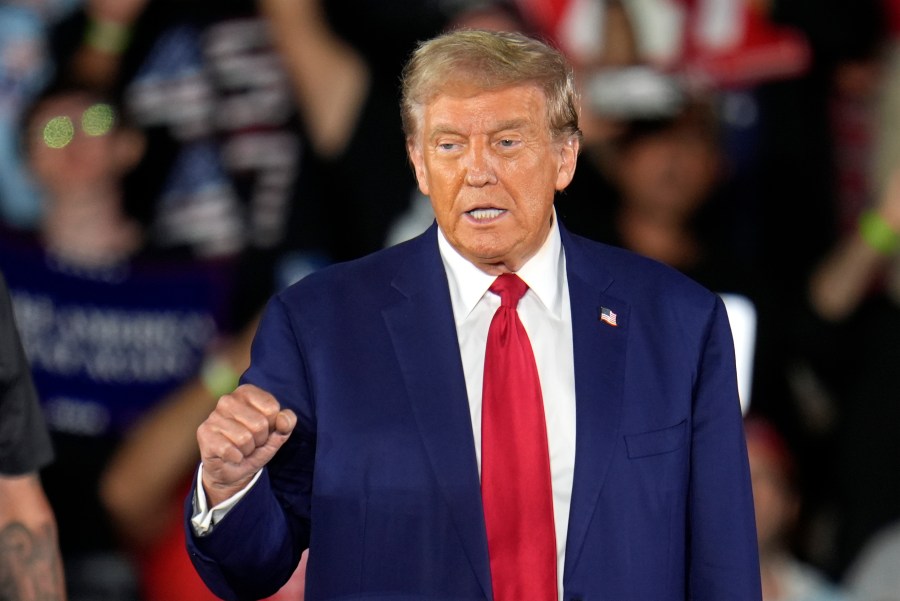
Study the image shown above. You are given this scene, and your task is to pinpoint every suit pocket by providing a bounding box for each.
[625,420,687,458]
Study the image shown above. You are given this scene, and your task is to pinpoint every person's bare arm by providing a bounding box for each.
[69,0,150,90]
[809,169,900,321]
[600,0,640,67]
[0,474,66,601]
[258,0,370,158]
[100,318,257,548]
[99,378,225,548]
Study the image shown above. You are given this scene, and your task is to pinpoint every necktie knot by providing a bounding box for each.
[490,273,528,308]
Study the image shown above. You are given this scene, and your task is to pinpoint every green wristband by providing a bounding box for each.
[201,356,240,398]
[859,210,900,255]
[84,17,132,55]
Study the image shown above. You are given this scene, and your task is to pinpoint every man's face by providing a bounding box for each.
[408,82,578,274]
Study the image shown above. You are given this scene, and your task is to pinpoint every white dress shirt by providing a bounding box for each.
[437,214,576,600]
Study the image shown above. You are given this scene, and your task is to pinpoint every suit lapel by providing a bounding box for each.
[560,229,629,580]
[381,225,493,599]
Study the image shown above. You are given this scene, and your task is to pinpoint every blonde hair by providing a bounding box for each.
[400,29,581,143]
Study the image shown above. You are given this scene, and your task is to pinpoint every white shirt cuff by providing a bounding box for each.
[190,464,262,537]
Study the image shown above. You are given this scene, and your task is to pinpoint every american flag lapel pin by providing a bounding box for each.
[599,306,618,326]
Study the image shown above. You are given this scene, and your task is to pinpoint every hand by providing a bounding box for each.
[197,384,297,506]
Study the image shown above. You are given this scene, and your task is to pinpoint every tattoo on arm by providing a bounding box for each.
[0,522,64,601]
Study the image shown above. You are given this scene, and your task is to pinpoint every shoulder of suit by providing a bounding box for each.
[277,231,430,305]
[567,232,718,309]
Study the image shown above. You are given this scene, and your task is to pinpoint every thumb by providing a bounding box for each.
[247,409,296,469]
[273,408,297,436]
[259,409,297,457]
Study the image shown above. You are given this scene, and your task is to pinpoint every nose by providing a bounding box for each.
[464,138,498,187]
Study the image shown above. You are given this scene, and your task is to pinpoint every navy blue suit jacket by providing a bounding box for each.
[186,223,761,600]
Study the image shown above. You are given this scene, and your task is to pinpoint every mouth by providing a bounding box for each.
[466,208,506,221]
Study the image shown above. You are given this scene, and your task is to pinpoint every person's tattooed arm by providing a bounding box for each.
[0,474,65,601]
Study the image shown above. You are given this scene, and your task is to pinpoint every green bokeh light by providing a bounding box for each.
[81,103,115,136]
[43,116,74,149]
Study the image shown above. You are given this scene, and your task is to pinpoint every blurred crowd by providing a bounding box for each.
[1,0,900,600]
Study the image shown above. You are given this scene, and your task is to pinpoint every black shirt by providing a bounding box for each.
[0,271,53,475]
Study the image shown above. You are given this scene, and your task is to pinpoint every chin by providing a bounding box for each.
[465,242,508,262]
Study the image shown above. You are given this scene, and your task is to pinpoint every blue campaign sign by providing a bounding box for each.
[0,234,234,438]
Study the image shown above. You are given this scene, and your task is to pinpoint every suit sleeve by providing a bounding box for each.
[185,294,315,601]
[688,296,762,600]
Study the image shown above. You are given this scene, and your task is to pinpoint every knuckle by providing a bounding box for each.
[256,395,280,417]
[249,413,270,433]
[221,446,245,465]
[233,428,255,449]
[197,420,220,446]
[216,393,238,413]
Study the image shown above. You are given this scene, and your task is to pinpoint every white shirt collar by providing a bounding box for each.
[437,211,565,324]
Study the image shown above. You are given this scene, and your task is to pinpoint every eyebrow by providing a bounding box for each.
[492,119,530,133]
[428,118,532,141]
[428,126,464,141]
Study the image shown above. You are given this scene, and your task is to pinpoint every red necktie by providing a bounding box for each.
[481,273,557,601]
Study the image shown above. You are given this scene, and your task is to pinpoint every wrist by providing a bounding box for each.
[83,16,132,55]
[200,355,240,399]
[201,471,256,508]
[858,209,900,255]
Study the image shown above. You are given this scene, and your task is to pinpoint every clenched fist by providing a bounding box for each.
[197,384,297,506]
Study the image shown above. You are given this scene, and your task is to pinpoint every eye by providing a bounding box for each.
[498,138,519,148]
[438,142,457,151]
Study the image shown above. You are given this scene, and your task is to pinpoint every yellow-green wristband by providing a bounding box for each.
[859,210,900,255]
[84,17,132,55]
[201,356,240,398]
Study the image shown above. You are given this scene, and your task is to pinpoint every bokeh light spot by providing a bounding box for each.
[43,116,74,149]
[82,103,115,136]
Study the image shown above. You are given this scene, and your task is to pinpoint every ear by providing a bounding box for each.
[407,137,430,196]
[555,136,579,191]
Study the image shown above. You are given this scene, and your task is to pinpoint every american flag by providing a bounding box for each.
[600,306,618,326]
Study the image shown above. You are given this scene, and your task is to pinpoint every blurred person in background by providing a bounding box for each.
[48,0,316,326]
[745,416,848,601]
[0,0,82,230]
[0,83,234,601]
[46,0,486,308]
[801,163,900,577]
[819,9,900,580]
[0,270,66,601]
[559,93,749,295]
[749,0,895,579]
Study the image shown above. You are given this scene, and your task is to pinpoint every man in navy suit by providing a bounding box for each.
[185,29,761,601]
